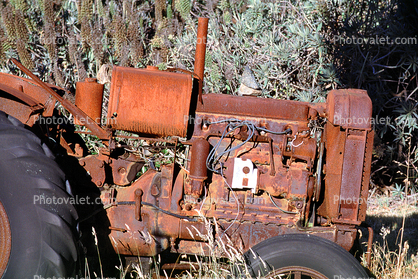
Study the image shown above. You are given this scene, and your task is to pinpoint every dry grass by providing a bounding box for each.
[361,192,418,279]
[79,191,418,279]
[115,194,418,279]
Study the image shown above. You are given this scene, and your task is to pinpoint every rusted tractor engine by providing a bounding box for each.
[0,18,373,278]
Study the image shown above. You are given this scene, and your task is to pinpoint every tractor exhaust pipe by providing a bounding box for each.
[194,17,209,104]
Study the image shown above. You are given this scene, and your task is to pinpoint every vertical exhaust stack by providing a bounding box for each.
[184,17,210,202]
[194,17,209,103]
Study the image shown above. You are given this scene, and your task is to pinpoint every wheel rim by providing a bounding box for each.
[0,200,12,277]
[266,266,328,279]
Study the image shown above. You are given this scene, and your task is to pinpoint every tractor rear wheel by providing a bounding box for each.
[0,111,78,278]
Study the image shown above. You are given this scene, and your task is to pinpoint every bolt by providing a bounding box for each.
[242,166,250,174]
[295,201,303,209]
[97,181,102,186]
[118,167,127,174]
[151,184,160,196]
[260,130,266,136]
[185,204,193,211]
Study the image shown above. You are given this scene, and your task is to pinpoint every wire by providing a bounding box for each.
[205,118,291,174]
[290,134,303,148]
[258,126,292,135]
[203,119,293,238]
[218,163,241,240]
[80,201,198,223]
[205,120,254,173]
[141,201,198,221]
[267,192,298,214]
[117,201,198,222]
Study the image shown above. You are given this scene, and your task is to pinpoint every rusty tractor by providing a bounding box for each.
[0,18,373,278]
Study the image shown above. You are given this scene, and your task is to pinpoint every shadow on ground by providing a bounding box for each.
[359,212,418,258]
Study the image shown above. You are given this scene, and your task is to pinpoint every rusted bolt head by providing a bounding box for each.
[118,167,127,175]
[151,184,160,196]
[295,201,303,209]
[185,204,193,211]
[97,181,103,186]
[242,166,250,174]
[135,188,143,196]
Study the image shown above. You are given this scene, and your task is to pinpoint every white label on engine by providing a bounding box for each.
[231,158,258,193]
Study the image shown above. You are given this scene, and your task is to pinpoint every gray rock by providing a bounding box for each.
[241,66,260,90]
[238,83,262,96]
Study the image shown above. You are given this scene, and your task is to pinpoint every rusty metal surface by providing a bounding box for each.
[75,78,104,124]
[0,72,56,125]
[258,165,312,199]
[79,154,107,187]
[337,129,367,223]
[0,97,39,126]
[110,154,144,186]
[99,88,372,258]
[100,87,371,256]
[0,82,44,109]
[10,59,109,140]
[317,89,373,225]
[78,152,144,187]
[185,137,210,197]
[0,72,59,116]
[175,222,357,254]
[358,130,374,222]
[327,89,372,130]
[196,93,312,121]
[194,17,209,103]
[317,123,345,220]
[107,66,193,137]
[0,200,11,277]
[100,86,370,255]
[103,168,337,256]
[366,226,374,268]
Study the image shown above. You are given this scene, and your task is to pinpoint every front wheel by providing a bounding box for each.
[245,234,368,278]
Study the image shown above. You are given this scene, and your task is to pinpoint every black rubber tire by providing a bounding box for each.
[0,111,78,278]
[245,234,368,278]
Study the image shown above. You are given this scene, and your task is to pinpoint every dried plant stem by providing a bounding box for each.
[395,136,411,278]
